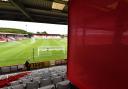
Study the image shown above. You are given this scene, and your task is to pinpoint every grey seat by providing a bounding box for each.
[58,72,66,80]
[11,84,24,89]
[21,79,31,84]
[26,81,39,89]
[38,85,55,89]
[10,81,20,86]
[40,78,51,87]
[0,87,11,89]
[32,77,41,83]
[51,74,58,78]
[31,73,40,77]
[56,80,70,89]
[42,73,50,78]
[52,76,62,84]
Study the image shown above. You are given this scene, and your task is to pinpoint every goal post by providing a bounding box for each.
[38,46,66,56]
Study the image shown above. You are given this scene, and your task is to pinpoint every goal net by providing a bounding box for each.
[37,46,66,56]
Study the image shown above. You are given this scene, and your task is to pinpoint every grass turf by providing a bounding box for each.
[0,38,67,66]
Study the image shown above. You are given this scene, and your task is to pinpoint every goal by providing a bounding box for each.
[38,46,66,56]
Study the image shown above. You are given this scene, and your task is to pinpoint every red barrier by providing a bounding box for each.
[68,0,128,89]
[0,72,31,88]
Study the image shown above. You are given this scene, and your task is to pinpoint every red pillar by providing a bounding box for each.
[68,0,128,89]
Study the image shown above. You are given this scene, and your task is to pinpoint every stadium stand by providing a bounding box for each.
[0,65,70,89]
[0,32,29,43]
[0,72,30,88]
[56,80,70,89]
[0,37,7,42]
[0,0,70,88]
[38,85,55,89]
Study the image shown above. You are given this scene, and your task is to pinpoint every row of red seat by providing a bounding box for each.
[0,36,27,42]
[0,72,31,88]
[0,37,7,42]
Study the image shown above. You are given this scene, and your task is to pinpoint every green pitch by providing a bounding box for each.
[0,38,67,66]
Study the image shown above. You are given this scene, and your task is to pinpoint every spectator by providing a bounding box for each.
[25,60,30,71]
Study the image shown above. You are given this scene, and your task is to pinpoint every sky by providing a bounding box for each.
[0,20,68,34]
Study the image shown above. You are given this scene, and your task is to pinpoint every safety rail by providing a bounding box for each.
[0,59,67,75]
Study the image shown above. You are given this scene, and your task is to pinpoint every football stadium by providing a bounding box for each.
[0,0,69,88]
[1,0,128,89]
[0,27,68,89]
[0,28,67,66]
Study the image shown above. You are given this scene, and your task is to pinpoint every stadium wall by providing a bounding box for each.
[0,59,67,75]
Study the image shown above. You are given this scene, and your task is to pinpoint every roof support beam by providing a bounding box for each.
[9,0,33,21]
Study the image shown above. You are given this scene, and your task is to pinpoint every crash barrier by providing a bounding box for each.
[0,59,67,75]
